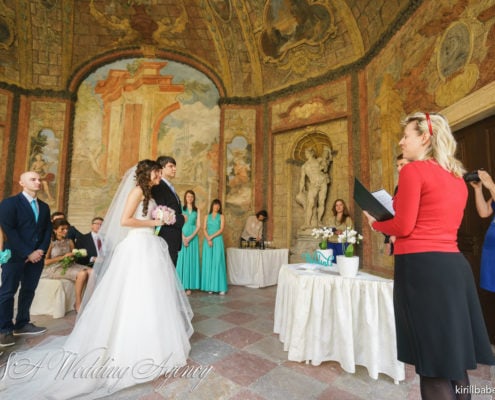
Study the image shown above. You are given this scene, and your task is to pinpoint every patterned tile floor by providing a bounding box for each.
[1,284,494,399]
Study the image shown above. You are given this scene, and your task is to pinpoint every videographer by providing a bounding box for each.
[240,210,268,247]
[469,169,495,293]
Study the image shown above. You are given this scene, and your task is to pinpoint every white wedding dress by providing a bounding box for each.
[0,200,194,399]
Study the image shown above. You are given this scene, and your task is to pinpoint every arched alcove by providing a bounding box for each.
[67,57,221,232]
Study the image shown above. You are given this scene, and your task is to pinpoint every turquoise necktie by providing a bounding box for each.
[30,199,39,222]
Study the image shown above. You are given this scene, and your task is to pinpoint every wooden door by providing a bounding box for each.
[455,115,495,344]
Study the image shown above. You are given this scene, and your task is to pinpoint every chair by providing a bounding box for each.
[18,278,75,318]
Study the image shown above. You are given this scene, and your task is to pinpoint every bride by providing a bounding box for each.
[0,159,194,399]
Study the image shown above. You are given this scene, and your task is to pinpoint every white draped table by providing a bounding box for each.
[274,263,405,383]
[227,248,289,288]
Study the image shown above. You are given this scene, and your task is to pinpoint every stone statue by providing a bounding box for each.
[296,146,332,229]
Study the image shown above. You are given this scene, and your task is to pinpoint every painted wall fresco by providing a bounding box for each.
[0,91,8,194]
[222,108,257,247]
[28,129,59,204]
[68,58,220,232]
[0,92,7,159]
[365,0,495,271]
[270,79,348,132]
[25,101,67,211]
[260,0,336,62]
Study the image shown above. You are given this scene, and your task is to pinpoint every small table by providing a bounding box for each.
[226,248,289,288]
[274,263,405,383]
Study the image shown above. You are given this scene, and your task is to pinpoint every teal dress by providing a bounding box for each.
[176,208,200,290]
[201,213,227,293]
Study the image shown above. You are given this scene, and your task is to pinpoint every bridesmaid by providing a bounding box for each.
[176,190,201,295]
[200,199,227,295]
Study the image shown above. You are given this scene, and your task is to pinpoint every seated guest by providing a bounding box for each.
[75,217,104,266]
[240,210,268,247]
[51,211,82,242]
[42,219,92,312]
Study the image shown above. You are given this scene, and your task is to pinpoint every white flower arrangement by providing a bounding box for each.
[311,227,334,240]
[311,227,335,249]
[337,227,363,257]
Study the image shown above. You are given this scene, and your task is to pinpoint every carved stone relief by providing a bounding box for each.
[435,21,478,106]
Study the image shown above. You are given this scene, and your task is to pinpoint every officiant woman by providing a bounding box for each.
[363,112,495,400]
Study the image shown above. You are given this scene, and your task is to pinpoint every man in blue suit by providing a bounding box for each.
[0,171,52,347]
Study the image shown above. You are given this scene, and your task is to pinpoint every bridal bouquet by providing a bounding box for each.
[152,205,176,235]
[337,228,363,257]
[60,248,87,275]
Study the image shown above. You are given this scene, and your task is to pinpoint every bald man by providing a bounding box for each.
[0,171,52,347]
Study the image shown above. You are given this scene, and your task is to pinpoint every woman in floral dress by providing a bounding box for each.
[42,218,91,312]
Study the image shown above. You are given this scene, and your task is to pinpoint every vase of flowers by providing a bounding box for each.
[311,227,335,265]
[336,228,363,277]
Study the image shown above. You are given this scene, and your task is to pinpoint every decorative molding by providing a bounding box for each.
[66,47,226,97]
[232,0,263,94]
[199,0,233,94]
[442,80,495,131]
[220,0,424,104]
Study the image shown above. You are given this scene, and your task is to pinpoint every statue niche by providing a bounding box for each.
[295,143,333,230]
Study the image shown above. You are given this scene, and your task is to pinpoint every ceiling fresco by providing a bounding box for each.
[0,0,420,97]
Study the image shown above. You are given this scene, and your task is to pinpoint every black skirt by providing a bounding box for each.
[394,252,495,379]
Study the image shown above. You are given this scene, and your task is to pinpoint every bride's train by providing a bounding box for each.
[0,222,193,399]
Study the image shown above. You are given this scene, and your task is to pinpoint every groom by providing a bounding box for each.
[0,171,52,347]
[151,156,186,266]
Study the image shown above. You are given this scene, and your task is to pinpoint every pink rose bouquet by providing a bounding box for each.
[152,205,176,235]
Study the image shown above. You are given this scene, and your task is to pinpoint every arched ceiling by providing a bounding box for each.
[0,0,421,98]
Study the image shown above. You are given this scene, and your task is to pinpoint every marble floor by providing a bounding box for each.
[1,284,494,399]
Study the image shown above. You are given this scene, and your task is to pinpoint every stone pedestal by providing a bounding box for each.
[290,229,321,263]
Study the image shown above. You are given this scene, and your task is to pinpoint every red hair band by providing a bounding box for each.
[425,113,433,136]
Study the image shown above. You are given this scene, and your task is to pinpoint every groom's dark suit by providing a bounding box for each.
[0,193,51,333]
[151,180,185,266]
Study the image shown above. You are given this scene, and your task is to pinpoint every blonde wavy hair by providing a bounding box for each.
[401,112,466,177]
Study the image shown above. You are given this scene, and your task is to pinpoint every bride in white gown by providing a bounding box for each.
[0,160,194,399]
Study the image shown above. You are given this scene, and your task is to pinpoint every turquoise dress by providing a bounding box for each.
[201,213,227,293]
[176,208,200,290]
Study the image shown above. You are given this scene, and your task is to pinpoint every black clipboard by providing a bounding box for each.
[353,178,394,221]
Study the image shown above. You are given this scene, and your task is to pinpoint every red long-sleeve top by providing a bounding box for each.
[373,160,467,254]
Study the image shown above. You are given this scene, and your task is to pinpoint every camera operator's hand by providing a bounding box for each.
[478,170,495,191]
[472,170,495,218]
[469,179,482,189]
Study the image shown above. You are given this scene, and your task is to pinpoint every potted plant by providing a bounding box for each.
[311,227,335,265]
[336,228,363,277]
